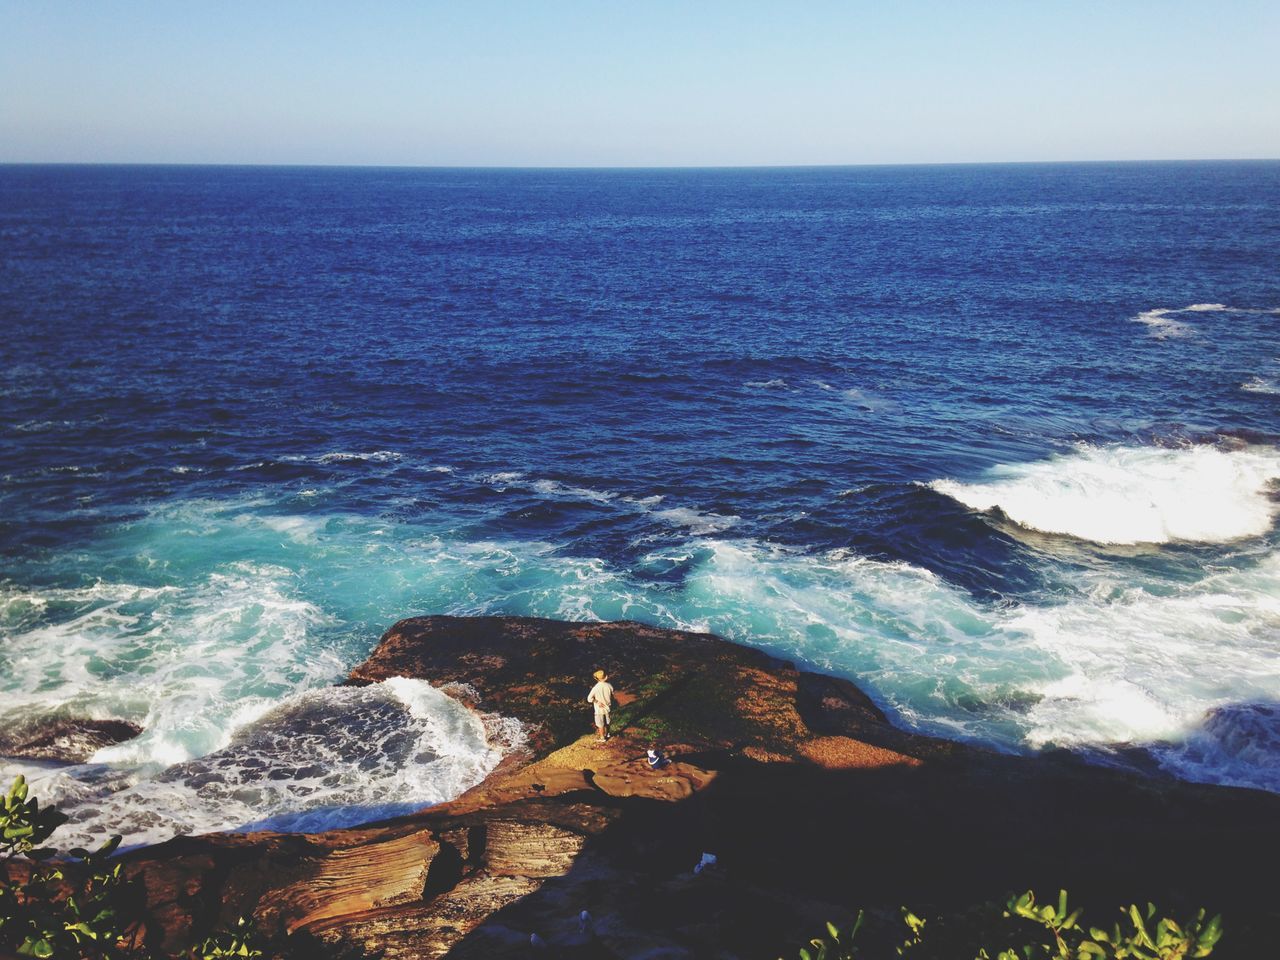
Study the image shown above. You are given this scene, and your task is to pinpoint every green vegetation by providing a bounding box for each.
[190,917,264,960]
[1,776,266,959]
[786,890,1223,960]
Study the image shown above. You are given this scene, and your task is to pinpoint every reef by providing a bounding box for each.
[113,617,1280,958]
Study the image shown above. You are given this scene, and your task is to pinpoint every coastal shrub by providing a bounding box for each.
[2,777,143,959]
[784,890,1222,960]
[188,917,264,960]
[2,775,272,959]
[1,773,67,860]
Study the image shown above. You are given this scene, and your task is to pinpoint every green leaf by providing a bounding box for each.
[1193,914,1223,956]
[65,920,97,939]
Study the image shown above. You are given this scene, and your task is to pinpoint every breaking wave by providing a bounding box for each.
[660,539,1280,791]
[9,679,520,850]
[930,443,1280,544]
[5,453,1280,848]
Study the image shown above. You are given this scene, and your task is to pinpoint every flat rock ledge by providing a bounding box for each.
[117,617,1279,959]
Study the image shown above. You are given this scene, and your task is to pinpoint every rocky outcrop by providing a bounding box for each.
[117,617,1280,959]
[0,716,142,763]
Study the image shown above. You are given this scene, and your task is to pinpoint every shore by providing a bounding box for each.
[108,616,1279,958]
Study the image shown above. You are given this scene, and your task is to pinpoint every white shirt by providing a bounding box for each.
[587,680,614,709]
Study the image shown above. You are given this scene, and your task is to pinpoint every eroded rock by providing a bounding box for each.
[0,716,142,763]
[107,617,1280,959]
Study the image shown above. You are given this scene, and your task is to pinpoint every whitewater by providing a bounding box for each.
[3,438,1279,847]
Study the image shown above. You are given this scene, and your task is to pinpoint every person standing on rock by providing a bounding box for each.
[587,669,614,742]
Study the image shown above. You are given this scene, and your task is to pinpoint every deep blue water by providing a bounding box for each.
[2,162,1279,847]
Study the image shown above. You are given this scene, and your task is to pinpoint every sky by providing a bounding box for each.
[2,1,1278,167]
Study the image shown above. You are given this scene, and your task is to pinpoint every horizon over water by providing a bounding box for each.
[2,161,1278,849]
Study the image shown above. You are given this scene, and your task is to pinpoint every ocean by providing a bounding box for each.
[2,161,1278,849]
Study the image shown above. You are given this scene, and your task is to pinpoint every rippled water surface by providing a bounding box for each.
[2,162,1278,846]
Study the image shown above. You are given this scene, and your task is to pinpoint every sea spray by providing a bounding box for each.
[5,678,519,851]
[657,538,1280,790]
[930,443,1280,544]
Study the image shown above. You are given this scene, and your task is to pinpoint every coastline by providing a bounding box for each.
[102,616,1280,958]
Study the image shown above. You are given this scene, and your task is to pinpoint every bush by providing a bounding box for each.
[785,890,1223,960]
[1,775,266,959]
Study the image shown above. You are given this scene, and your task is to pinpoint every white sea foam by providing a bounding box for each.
[1242,376,1280,395]
[930,443,1280,544]
[653,506,740,535]
[12,419,77,433]
[406,537,673,624]
[1134,308,1194,339]
[7,679,519,850]
[253,514,328,543]
[841,387,896,412]
[482,471,524,486]
[477,471,619,504]
[665,538,1280,791]
[0,497,655,847]
[1164,703,1280,790]
[622,494,664,507]
[1007,555,1280,790]
[316,450,402,464]
[529,479,618,503]
[8,482,1280,850]
[744,378,789,389]
[1132,303,1278,339]
[0,565,339,768]
[480,469,738,538]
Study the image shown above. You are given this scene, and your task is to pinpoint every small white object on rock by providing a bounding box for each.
[693,851,717,875]
[579,909,592,934]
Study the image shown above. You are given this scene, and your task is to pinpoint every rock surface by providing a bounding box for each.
[0,716,143,763]
[116,617,1279,958]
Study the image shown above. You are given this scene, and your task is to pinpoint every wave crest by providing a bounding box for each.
[9,679,518,850]
[930,443,1280,544]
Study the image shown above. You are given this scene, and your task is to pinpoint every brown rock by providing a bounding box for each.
[0,716,142,763]
[103,616,1280,959]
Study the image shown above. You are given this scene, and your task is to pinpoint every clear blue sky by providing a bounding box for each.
[2,1,1277,166]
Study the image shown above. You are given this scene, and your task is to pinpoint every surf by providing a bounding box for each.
[929,442,1280,545]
